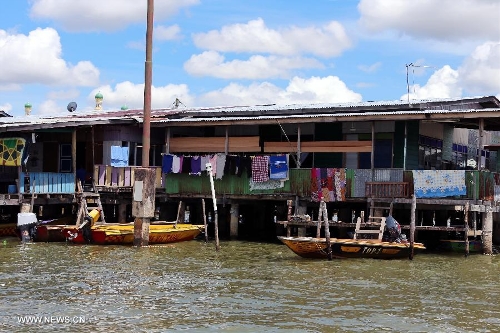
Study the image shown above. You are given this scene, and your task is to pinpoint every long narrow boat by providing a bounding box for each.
[439,239,483,253]
[63,223,203,245]
[278,236,426,259]
[0,223,18,237]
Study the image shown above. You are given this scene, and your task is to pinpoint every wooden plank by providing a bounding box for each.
[124,167,131,186]
[264,140,373,153]
[111,167,118,186]
[118,167,125,187]
[155,167,162,188]
[98,165,105,185]
[168,136,260,153]
[105,166,112,187]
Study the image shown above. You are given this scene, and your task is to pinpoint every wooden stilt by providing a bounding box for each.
[464,202,469,257]
[316,203,322,238]
[286,200,292,237]
[175,201,182,228]
[483,202,493,255]
[409,194,416,260]
[202,199,208,242]
[321,200,332,260]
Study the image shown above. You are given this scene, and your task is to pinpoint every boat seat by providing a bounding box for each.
[354,216,386,240]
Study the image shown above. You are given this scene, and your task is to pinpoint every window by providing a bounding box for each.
[418,136,442,170]
[59,143,72,172]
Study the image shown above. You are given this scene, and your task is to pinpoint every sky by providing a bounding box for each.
[0,0,499,117]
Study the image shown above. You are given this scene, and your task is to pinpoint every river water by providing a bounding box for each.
[1,237,499,333]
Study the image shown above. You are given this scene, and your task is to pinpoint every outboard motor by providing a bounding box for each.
[383,215,406,243]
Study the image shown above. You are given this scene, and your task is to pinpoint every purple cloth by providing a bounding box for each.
[190,156,201,175]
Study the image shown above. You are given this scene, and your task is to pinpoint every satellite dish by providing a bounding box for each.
[67,102,77,112]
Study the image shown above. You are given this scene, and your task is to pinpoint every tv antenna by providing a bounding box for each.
[172,98,186,109]
[405,63,435,106]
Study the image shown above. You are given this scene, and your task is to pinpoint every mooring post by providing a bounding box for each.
[409,194,416,260]
[321,200,332,260]
[132,168,156,247]
[316,202,322,238]
[202,199,208,242]
[286,200,293,237]
[483,202,493,255]
[464,202,470,257]
[206,163,220,251]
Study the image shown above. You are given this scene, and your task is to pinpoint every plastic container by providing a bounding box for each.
[88,209,100,224]
[17,213,37,226]
[7,185,17,194]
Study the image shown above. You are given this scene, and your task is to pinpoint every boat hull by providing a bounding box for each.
[0,223,18,237]
[439,240,483,253]
[278,236,426,259]
[63,223,203,245]
[34,225,68,242]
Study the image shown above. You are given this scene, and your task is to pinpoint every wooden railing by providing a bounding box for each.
[365,182,409,198]
[93,165,163,189]
[19,172,75,194]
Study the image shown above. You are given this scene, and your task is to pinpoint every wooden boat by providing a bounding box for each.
[439,239,483,253]
[33,225,68,242]
[63,223,203,245]
[278,236,426,259]
[0,223,18,237]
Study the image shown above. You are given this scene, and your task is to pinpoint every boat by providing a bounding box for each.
[63,223,204,245]
[0,223,18,237]
[279,214,425,259]
[278,236,426,259]
[439,239,483,253]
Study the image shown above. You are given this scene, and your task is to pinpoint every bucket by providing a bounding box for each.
[88,209,100,224]
[7,185,16,194]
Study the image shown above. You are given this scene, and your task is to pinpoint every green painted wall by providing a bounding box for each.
[405,120,420,170]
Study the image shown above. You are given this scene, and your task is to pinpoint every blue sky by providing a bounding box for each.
[1,0,499,116]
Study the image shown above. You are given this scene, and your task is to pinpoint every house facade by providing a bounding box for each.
[1,96,500,249]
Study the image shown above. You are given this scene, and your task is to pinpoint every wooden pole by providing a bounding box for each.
[464,202,470,257]
[322,200,332,260]
[206,163,220,251]
[202,199,208,242]
[175,201,182,228]
[286,199,292,237]
[29,180,36,213]
[316,203,322,238]
[409,194,416,260]
[72,129,77,190]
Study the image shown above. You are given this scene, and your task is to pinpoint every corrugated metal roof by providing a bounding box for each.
[1,95,498,131]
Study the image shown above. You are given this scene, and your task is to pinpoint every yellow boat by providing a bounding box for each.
[278,236,426,259]
[64,223,204,245]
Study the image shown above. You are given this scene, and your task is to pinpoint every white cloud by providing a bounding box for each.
[184,51,324,79]
[47,89,81,100]
[193,18,351,57]
[401,65,462,101]
[38,99,60,115]
[0,103,12,112]
[155,25,182,41]
[90,81,194,109]
[0,28,99,86]
[198,76,362,106]
[459,41,500,95]
[30,0,200,33]
[358,62,382,73]
[0,84,22,91]
[358,0,500,41]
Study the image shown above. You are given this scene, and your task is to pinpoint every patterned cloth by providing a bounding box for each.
[311,168,346,202]
[0,138,26,166]
[413,170,466,198]
[251,156,269,182]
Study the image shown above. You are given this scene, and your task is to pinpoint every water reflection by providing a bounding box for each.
[1,238,499,332]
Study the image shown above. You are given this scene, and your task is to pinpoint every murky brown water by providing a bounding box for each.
[1,237,499,333]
